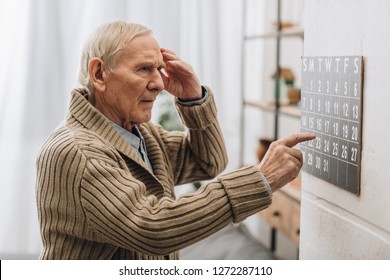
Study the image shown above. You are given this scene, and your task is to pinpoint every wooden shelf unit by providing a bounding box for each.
[244,27,304,40]
[244,99,301,118]
[239,0,304,257]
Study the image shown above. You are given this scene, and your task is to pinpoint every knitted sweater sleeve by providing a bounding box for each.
[80,151,271,256]
[154,87,228,185]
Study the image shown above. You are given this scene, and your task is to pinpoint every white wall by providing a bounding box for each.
[300,0,390,259]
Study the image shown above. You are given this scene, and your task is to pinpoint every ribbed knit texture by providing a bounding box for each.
[35,87,272,260]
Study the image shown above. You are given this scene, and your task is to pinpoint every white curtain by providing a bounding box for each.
[0,0,254,258]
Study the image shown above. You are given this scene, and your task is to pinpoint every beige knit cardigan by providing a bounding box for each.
[35,87,272,260]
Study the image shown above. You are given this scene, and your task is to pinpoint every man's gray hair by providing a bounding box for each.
[78,20,151,90]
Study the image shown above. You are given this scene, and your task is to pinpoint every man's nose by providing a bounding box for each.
[148,69,164,92]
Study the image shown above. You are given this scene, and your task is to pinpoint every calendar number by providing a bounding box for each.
[351,147,358,162]
[351,126,358,141]
[352,104,359,119]
[342,102,349,118]
[342,124,349,139]
[341,145,348,160]
[332,142,339,157]
[323,158,329,172]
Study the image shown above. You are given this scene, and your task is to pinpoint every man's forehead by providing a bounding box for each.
[135,51,163,65]
[122,37,162,61]
[125,34,160,51]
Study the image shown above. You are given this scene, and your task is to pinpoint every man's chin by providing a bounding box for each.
[135,114,152,125]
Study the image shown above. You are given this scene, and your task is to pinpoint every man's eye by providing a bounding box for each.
[141,66,151,72]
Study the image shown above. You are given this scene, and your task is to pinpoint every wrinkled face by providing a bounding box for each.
[101,35,164,128]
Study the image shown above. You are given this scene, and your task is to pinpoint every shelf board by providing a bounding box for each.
[244,27,304,41]
[244,99,301,118]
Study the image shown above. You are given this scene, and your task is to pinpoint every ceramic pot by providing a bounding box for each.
[257,138,272,162]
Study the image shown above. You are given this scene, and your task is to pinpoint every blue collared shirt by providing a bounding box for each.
[109,121,153,172]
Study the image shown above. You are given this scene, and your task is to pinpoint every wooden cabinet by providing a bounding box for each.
[259,177,301,247]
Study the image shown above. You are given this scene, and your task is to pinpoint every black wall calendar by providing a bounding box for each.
[300,56,363,195]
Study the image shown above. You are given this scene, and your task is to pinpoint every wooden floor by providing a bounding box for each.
[180,223,275,260]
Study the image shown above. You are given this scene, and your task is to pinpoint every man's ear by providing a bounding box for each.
[89,58,106,92]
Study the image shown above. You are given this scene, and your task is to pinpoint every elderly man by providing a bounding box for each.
[35,20,315,260]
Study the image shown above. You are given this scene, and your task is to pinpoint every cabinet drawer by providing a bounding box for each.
[259,190,300,246]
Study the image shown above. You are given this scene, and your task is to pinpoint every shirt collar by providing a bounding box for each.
[109,121,143,151]
[107,119,153,172]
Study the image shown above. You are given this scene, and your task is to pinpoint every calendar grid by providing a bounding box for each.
[300,56,363,195]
